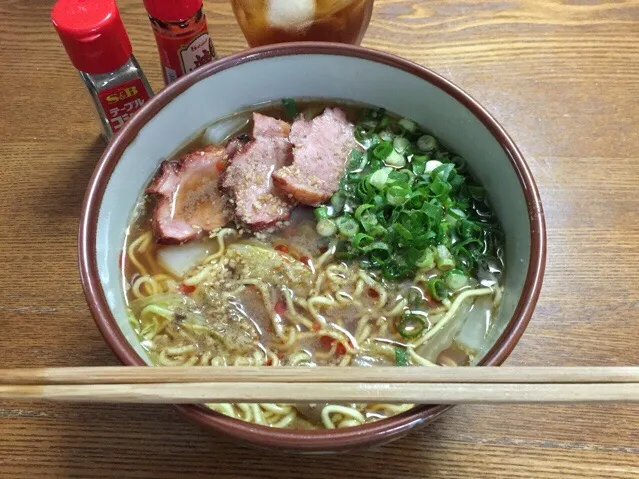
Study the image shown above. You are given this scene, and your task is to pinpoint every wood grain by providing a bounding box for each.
[0,0,638,476]
[5,366,639,385]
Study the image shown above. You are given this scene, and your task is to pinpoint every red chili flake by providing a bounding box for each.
[274,244,289,254]
[319,335,334,350]
[274,299,287,316]
[178,283,196,294]
[335,342,347,356]
[265,358,273,366]
[319,246,328,254]
[299,255,310,266]
[215,160,226,172]
[312,322,321,332]
[276,351,285,360]
[367,288,380,299]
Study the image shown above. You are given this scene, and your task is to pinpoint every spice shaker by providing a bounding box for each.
[143,0,217,85]
[52,0,153,140]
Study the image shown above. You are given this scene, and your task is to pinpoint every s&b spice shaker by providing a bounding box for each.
[143,0,217,85]
[52,0,153,140]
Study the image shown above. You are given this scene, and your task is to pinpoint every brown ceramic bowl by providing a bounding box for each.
[78,43,546,453]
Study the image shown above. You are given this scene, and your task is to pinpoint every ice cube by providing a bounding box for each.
[266,0,316,30]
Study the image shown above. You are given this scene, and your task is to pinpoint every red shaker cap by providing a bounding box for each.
[52,0,132,75]
[143,0,203,22]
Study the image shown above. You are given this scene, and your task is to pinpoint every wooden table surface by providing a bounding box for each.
[1,0,638,477]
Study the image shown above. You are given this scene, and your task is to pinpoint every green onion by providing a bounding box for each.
[397,312,427,338]
[347,149,366,172]
[416,247,436,269]
[369,167,393,190]
[393,136,411,153]
[398,118,417,133]
[444,268,468,291]
[378,115,391,130]
[429,179,451,198]
[314,206,330,221]
[384,150,406,168]
[330,192,346,213]
[457,220,483,240]
[359,119,378,132]
[455,246,475,270]
[411,154,428,174]
[379,130,394,142]
[421,201,442,221]
[354,127,377,149]
[425,160,443,174]
[393,222,413,240]
[316,218,337,237]
[353,232,374,250]
[354,203,375,220]
[386,185,409,206]
[436,244,455,270]
[373,141,393,159]
[395,347,409,366]
[431,163,455,181]
[311,108,502,281]
[367,241,391,264]
[448,208,467,220]
[336,216,359,238]
[427,277,449,301]
[359,213,381,235]
[417,135,437,151]
[282,98,297,117]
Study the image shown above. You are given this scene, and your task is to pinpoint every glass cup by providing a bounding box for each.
[231,0,374,47]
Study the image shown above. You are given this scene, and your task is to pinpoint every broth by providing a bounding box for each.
[231,0,374,47]
[122,100,505,429]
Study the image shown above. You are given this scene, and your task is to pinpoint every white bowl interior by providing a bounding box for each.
[96,53,531,364]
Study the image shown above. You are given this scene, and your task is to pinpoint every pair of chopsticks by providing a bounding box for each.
[1,367,638,404]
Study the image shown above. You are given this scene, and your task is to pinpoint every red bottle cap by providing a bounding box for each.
[52,0,132,75]
[143,0,203,22]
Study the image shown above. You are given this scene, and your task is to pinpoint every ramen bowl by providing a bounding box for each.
[79,43,546,452]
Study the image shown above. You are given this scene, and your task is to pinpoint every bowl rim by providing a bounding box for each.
[78,42,546,451]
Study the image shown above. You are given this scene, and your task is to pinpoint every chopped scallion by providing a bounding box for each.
[417,135,437,151]
[427,277,449,301]
[369,167,393,190]
[393,136,411,153]
[336,216,359,238]
[398,118,417,133]
[373,141,393,160]
[444,268,468,291]
[436,244,455,270]
[384,149,406,168]
[398,312,427,338]
[312,108,502,280]
[395,347,409,366]
[282,98,298,117]
[316,218,337,237]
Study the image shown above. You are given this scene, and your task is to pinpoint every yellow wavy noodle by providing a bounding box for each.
[124,227,500,429]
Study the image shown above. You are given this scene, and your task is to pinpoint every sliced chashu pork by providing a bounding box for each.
[222,113,294,230]
[272,107,356,206]
[146,145,230,244]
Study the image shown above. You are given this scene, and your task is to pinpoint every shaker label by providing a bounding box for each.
[180,33,214,74]
[153,20,215,84]
[98,78,151,133]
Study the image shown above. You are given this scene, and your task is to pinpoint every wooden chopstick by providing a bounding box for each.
[1,366,639,385]
[0,367,638,404]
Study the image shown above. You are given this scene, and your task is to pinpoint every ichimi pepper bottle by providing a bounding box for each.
[143,0,217,85]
